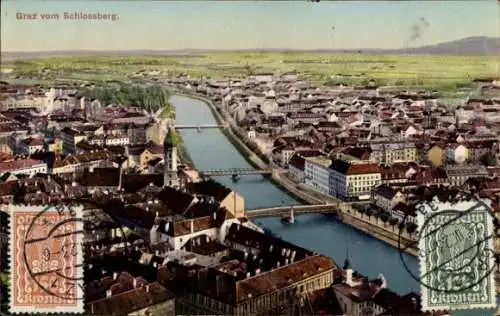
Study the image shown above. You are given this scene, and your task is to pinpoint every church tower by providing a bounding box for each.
[164,127,179,188]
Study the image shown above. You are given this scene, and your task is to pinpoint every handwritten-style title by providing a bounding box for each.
[17,12,119,21]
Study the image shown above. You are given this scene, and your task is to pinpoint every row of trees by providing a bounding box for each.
[77,84,174,115]
[351,207,418,235]
[210,105,270,164]
[232,125,270,164]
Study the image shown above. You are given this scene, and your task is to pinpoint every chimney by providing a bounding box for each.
[285,258,289,265]
[106,289,112,298]
[113,272,118,280]
[146,284,150,293]
[277,261,281,268]
[255,268,261,275]
[246,272,251,278]
[133,278,137,288]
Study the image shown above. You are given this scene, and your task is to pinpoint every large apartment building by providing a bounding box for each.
[329,160,381,201]
[304,155,331,195]
[369,141,417,166]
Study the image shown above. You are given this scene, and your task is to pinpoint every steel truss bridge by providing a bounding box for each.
[175,124,226,130]
[199,168,272,177]
[245,204,342,218]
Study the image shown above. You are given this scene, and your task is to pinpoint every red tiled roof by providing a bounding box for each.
[236,255,336,303]
[22,137,44,147]
[89,282,174,315]
[330,159,380,175]
[0,158,45,172]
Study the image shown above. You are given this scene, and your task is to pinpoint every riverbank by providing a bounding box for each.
[156,104,194,166]
[175,130,195,166]
[273,170,418,257]
[169,89,310,205]
[171,90,267,167]
[168,90,421,255]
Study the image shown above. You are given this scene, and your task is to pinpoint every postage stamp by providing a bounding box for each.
[9,204,85,314]
[414,192,496,312]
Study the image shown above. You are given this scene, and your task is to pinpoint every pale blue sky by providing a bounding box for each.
[1,0,498,52]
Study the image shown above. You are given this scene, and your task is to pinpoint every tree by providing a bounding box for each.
[389,218,399,231]
[357,207,365,218]
[406,222,418,235]
[398,222,405,231]
[480,152,497,167]
[365,209,373,221]
[380,213,389,227]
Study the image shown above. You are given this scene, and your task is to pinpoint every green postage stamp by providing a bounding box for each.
[416,193,496,312]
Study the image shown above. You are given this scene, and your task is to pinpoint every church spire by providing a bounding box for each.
[163,125,179,188]
[164,126,178,148]
[343,246,351,270]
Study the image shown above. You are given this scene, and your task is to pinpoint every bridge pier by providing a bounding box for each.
[281,206,295,224]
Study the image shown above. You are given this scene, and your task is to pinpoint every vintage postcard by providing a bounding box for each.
[0,0,498,315]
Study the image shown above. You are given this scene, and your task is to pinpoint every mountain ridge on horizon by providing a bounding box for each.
[1,36,499,59]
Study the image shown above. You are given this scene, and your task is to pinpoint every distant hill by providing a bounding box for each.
[391,36,500,55]
[1,36,499,60]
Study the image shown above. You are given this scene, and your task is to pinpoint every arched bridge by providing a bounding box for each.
[245,203,344,218]
[199,168,272,177]
[175,124,226,130]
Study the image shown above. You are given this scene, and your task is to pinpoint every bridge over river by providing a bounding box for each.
[199,167,272,177]
[245,203,363,218]
[175,124,227,130]
[171,94,422,296]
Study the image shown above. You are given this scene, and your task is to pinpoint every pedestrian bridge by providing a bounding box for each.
[199,168,272,177]
[246,203,343,218]
[175,124,226,130]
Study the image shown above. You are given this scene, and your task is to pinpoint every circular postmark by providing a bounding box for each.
[23,198,128,301]
[398,189,499,294]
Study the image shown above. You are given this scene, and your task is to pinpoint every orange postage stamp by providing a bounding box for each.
[9,204,84,314]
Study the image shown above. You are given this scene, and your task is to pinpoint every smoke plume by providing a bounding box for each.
[405,17,430,47]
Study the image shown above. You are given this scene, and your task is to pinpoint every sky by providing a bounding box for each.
[1,0,498,52]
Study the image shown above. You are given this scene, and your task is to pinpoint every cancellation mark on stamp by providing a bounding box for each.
[397,189,497,312]
[9,204,84,313]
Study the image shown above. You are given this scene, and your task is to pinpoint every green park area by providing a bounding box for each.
[1,53,497,98]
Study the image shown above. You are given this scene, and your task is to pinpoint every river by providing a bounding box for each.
[171,94,497,315]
